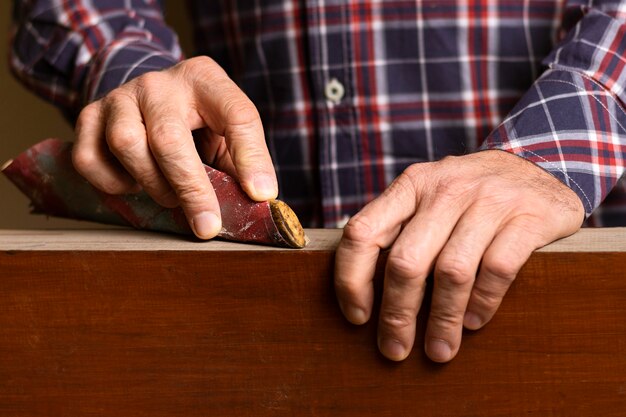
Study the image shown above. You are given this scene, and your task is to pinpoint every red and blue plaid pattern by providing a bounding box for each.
[10,0,626,227]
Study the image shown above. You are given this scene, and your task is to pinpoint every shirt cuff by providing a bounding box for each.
[480,68,626,217]
[82,37,182,106]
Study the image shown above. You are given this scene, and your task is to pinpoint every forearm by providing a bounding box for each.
[10,0,183,120]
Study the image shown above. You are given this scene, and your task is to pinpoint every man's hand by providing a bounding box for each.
[73,56,277,239]
[334,150,584,363]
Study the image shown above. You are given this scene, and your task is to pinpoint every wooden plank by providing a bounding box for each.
[0,228,340,252]
[0,228,625,416]
[1,227,626,252]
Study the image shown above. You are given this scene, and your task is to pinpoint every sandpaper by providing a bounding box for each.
[2,139,306,248]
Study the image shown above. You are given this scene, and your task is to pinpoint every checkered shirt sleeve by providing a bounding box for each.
[9,0,183,120]
[481,4,626,219]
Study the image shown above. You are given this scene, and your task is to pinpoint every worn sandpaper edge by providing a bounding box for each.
[269,200,306,248]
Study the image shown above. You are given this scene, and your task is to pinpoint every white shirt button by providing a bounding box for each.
[325,78,345,104]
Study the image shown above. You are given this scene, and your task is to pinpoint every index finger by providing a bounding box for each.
[141,91,222,239]
[334,172,420,325]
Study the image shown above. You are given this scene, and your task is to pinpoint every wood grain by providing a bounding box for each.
[1,228,625,416]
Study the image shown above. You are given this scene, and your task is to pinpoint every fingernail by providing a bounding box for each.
[379,338,407,361]
[253,174,277,200]
[191,212,221,239]
[464,311,483,329]
[426,338,452,362]
[345,306,367,324]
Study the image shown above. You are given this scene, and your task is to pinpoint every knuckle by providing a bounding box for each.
[180,57,227,93]
[438,154,460,165]
[135,71,166,91]
[71,145,97,175]
[103,88,137,106]
[231,146,270,169]
[471,285,502,312]
[152,124,182,143]
[223,99,260,128]
[175,181,211,206]
[181,55,217,73]
[149,122,188,157]
[436,257,475,287]
[386,251,427,281]
[390,164,428,195]
[482,257,518,282]
[107,124,142,153]
[343,214,378,244]
[385,169,418,198]
[404,160,441,180]
[133,72,171,103]
[75,103,100,131]
[429,307,464,329]
[380,309,415,331]
[402,163,426,180]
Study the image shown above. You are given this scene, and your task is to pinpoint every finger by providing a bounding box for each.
[334,170,423,325]
[188,59,277,201]
[73,101,137,194]
[464,218,545,330]
[103,92,178,208]
[425,209,503,362]
[140,87,222,239]
[378,181,475,361]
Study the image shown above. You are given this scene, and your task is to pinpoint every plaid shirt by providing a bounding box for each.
[10,0,626,227]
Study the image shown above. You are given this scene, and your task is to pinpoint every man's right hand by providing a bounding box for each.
[73,56,277,239]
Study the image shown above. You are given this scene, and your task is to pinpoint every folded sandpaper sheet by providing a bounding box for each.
[2,139,305,248]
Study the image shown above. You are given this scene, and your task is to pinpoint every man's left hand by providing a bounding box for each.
[334,150,584,362]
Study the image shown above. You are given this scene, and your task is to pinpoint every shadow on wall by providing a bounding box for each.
[0,1,193,229]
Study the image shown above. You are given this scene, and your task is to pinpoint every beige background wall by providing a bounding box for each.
[0,1,192,229]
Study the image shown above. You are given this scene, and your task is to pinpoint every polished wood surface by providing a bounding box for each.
[1,228,625,416]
